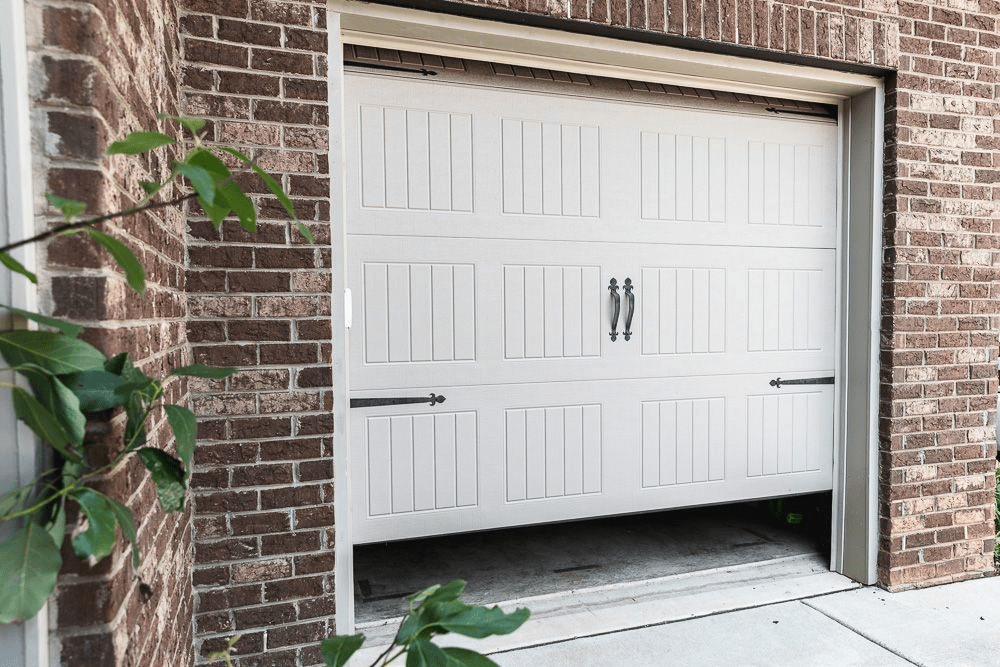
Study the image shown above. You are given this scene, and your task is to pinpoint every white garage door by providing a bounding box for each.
[345,55,839,545]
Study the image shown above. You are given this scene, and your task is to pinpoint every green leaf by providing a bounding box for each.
[217,146,298,220]
[319,635,365,667]
[201,195,231,229]
[441,648,501,667]
[107,497,140,567]
[42,497,67,549]
[60,369,127,412]
[86,229,145,294]
[106,131,176,155]
[0,330,105,374]
[0,252,37,284]
[1,305,83,337]
[296,222,315,244]
[0,486,34,521]
[139,180,161,196]
[164,404,197,479]
[187,147,231,179]
[156,113,206,134]
[16,364,86,445]
[435,606,530,639]
[169,363,238,379]
[69,488,116,560]
[0,522,61,623]
[217,180,256,233]
[406,639,451,667]
[44,193,87,221]
[176,162,217,206]
[137,448,186,512]
[11,386,81,462]
[409,580,465,606]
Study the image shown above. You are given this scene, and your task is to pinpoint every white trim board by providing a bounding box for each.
[327,0,884,634]
[0,0,46,665]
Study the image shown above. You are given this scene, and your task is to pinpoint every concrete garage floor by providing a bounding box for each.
[353,494,833,625]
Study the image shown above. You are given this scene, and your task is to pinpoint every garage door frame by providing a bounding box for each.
[326,0,885,633]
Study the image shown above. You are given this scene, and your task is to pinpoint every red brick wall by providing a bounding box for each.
[177,1,334,664]
[28,0,194,664]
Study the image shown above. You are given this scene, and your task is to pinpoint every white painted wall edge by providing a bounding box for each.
[327,9,356,636]
[0,0,46,664]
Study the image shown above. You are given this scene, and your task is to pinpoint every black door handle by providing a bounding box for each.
[623,278,634,341]
[609,278,620,342]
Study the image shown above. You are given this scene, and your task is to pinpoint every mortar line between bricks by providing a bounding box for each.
[801,599,923,666]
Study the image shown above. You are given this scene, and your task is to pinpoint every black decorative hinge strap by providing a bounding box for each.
[769,376,835,389]
[344,61,438,76]
[350,394,446,408]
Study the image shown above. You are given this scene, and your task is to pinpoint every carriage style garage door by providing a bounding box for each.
[345,53,839,545]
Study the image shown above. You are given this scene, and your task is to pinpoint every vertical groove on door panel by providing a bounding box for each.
[778,143,795,225]
[451,114,473,211]
[387,263,411,362]
[428,111,451,211]
[505,265,600,359]
[384,108,408,208]
[435,414,457,508]
[360,106,386,207]
[692,136,710,221]
[506,404,602,501]
[542,123,561,215]
[456,413,478,506]
[746,393,826,477]
[367,417,392,516]
[502,119,523,214]
[709,138,726,222]
[359,105,473,212]
[747,269,822,352]
[583,405,602,493]
[413,415,436,511]
[747,140,824,227]
[410,265,432,362]
[523,121,543,214]
[365,262,475,363]
[545,407,565,497]
[390,416,414,513]
[407,110,431,209]
[432,265,455,360]
[562,125,582,216]
[642,398,725,487]
[581,126,600,217]
[640,131,658,220]
[676,135,693,221]
[505,409,527,501]
[659,134,677,220]
[364,263,389,364]
[503,118,599,217]
[525,408,546,499]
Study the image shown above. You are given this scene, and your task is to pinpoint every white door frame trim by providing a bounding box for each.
[0,0,46,664]
[327,0,885,633]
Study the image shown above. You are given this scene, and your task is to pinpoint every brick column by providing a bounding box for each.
[179,1,334,663]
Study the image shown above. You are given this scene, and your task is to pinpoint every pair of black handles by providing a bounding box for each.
[608,278,634,342]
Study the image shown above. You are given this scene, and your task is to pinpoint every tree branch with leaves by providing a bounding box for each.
[0,115,310,623]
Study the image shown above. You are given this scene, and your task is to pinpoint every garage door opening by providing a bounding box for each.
[332,11,884,630]
[351,492,852,650]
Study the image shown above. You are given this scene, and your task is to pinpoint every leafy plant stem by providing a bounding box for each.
[374,646,405,667]
[0,193,197,254]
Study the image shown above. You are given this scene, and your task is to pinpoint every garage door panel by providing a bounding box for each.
[347,69,840,545]
[348,78,837,248]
